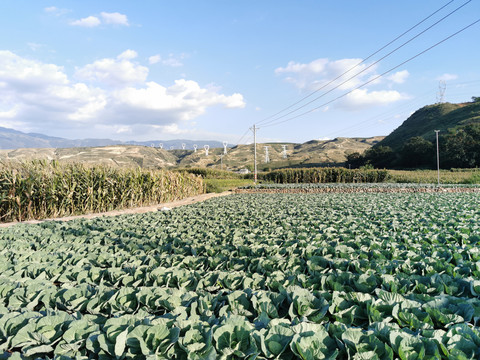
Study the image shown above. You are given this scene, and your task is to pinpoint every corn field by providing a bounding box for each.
[260,167,389,183]
[0,160,204,223]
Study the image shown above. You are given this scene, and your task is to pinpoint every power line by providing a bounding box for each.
[234,128,251,145]
[259,0,472,127]
[322,89,434,137]
[261,17,480,129]
[322,79,480,138]
[256,0,460,126]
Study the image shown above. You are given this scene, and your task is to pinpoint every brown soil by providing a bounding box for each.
[0,191,233,228]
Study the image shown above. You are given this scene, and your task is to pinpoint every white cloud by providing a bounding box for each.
[276,57,411,110]
[0,51,106,127]
[0,50,245,138]
[117,49,138,60]
[0,50,68,89]
[27,42,44,51]
[110,79,245,124]
[100,12,129,26]
[275,58,377,91]
[436,73,458,81]
[388,70,409,84]
[115,125,132,134]
[162,57,183,67]
[161,124,185,135]
[0,106,18,119]
[149,53,186,67]
[70,16,101,27]
[338,89,409,110]
[44,6,70,16]
[148,55,161,64]
[75,51,148,87]
[98,123,243,142]
[53,83,107,121]
[69,12,128,28]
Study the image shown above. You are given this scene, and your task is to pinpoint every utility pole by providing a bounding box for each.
[435,130,440,186]
[251,125,258,183]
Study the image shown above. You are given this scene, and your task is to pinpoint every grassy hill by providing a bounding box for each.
[377,100,480,151]
[0,137,383,170]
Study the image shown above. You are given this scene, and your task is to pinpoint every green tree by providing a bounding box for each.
[399,136,434,168]
[346,152,365,169]
[441,123,480,168]
[362,146,395,168]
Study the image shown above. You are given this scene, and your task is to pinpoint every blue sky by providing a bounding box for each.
[0,1,479,144]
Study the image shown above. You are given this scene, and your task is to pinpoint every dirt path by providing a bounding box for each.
[0,191,233,228]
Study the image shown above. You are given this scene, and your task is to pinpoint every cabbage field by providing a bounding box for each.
[1,192,480,359]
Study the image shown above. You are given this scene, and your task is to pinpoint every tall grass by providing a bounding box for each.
[0,160,204,222]
[257,167,480,185]
[388,169,480,184]
[259,167,389,183]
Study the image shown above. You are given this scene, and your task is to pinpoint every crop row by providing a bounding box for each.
[258,167,389,183]
[1,193,480,358]
[238,182,480,193]
[0,160,204,223]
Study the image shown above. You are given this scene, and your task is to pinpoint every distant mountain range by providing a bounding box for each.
[0,126,227,150]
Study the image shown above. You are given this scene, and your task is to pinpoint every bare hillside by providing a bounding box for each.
[0,137,383,169]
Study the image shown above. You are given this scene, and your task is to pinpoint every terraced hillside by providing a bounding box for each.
[0,137,383,170]
[0,146,178,168]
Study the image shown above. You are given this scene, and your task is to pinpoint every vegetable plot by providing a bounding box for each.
[1,192,480,359]
[238,183,480,192]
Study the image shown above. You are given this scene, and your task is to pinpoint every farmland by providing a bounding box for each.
[1,191,480,359]
[236,183,480,194]
[0,161,204,223]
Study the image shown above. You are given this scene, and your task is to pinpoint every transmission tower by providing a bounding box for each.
[193,144,198,152]
[181,143,186,150]
[281,145,288,159]
[204,144,210,156]
[219,154,224,169]
[250,125,258,183]
[436,80,446,103]
[264,146,270,163]
[223,141,228,154]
